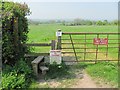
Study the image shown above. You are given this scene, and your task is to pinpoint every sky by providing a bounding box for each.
[11,0,119,21]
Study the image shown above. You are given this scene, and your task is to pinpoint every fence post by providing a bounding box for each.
[51,40,56,50]
[57,29,62,50]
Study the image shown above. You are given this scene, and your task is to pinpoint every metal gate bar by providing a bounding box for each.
[69,34,78,62]
[63,60,118,62]
[84,34,86,61]
[62,47,119,49]
[106,34,109,60]
[95,34,99,62]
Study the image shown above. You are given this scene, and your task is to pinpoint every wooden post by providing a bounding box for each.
[57,29,61,50]
[13,17,19,56]
[51,40,56,50]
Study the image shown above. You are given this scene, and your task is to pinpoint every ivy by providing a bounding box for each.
[2,1,31,65]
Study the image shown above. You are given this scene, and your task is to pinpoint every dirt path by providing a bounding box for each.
[70,71,111,88]
[36,70,111,88]
[71,72,97,88]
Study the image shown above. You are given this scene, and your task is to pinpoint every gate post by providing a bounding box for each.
[56,29,62,50]
[51,40,56,50]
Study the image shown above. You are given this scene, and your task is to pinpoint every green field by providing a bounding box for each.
[28,24,118,61]
[28,24,118,43]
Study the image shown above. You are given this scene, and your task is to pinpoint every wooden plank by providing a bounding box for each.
[24,43,51,46]
[24,53,49,58]
[51,40,56,50]
[24,53,49,57]
[31,56,44,64]
[39,66,49,71]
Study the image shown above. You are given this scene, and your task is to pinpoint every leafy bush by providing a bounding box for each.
[2,59,33,89]
[2,73,25,89]
[2,1,31,65]
[96,20,103,25]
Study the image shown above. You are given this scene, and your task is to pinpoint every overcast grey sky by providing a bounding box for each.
[12,0,119,21]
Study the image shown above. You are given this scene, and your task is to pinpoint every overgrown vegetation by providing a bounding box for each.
[1,1,32,89]
[45,62,70,79]
[2,1,30,65]
[2,59,33,89]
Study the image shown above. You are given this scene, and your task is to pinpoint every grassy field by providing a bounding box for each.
[28,24,118,60]
[28,24,118,43]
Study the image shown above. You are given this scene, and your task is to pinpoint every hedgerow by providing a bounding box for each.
[2,1,31,65]
[1,1,33,89]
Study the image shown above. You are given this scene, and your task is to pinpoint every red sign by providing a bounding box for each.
[93,38,108,45]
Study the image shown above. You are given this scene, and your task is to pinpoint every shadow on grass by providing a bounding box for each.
[44,62,92,80]
[44,62,72,80]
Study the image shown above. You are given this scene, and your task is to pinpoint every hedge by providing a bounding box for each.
[2,1,31,65]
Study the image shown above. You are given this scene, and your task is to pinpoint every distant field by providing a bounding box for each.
[28,24,118,43]
[28,24,118,61]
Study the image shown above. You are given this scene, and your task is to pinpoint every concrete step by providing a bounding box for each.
[39,66,49,71]
[39,66,49,75]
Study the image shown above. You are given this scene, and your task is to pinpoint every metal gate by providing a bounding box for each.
[57,30,120,63]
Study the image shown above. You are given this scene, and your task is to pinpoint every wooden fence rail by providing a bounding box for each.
[24,40,56,57]
[24,53,49,57]
[24,43,51,46]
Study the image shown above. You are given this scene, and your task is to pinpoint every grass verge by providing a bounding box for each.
[85,62,118,87]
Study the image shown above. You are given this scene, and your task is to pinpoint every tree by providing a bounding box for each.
[103,20,108,25]
[62,20,65,25]
[113,20,118,25]
[74,18,82,25]
[96,20,103,25]
[49,20,56,24]
[86,20,92,25]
